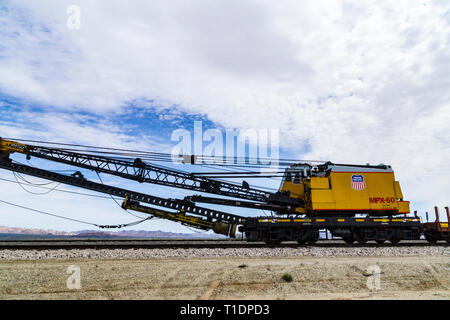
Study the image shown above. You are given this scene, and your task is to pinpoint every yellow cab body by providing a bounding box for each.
[279,162,409,216]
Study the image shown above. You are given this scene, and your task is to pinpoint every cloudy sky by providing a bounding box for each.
[0,0,449,232]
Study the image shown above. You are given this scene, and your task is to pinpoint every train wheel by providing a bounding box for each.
[389,230,402,244]
[264,235,282,245]
[354,231,367,244]
[375,239,386,244]
[424,233,438,243]
[307,230,319,244]
[445,237,450,244]
[342,235,354,244]
[297,235,308,245]
[297,231,309,245]
[265,240,281,245]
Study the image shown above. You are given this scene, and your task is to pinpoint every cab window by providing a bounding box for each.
[285,172,292,182]
[293,173,301,184]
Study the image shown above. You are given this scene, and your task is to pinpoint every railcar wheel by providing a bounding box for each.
[342,235,354,244]
[354,231,367,244]
[445,237,450,244]
[389,230,402,244]
[265,240,282,245]
[375,239,386,244]
[264,235,282,245]
[297,231,309,245]
[424,234,438,243]
[307,230,319,244]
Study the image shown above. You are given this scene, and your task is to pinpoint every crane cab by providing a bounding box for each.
[279,162,410,216]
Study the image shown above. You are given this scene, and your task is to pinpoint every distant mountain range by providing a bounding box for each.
[0,226,225,240]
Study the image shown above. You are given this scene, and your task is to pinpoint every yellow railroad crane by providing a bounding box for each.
[0,137,425,244]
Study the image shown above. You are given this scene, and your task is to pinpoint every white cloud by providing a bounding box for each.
[0,110,168,152]
[0,0,449,216]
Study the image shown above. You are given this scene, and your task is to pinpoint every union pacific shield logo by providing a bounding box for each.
[351,174,365,190]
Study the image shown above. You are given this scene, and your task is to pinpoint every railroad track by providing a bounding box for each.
[0,239,447,249]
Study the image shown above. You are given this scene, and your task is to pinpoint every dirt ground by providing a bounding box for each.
[0,255,449,300]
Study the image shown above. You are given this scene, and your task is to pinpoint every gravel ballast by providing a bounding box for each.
[0,246,448,260]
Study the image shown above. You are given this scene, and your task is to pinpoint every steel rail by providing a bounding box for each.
[0,239,446,250]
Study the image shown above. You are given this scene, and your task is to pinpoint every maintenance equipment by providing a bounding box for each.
[0,137,444,244]
[421,207,450,243]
